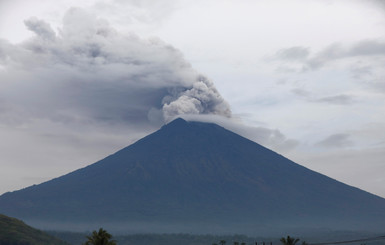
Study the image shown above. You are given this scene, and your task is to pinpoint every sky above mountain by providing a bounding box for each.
[0,0,384,197]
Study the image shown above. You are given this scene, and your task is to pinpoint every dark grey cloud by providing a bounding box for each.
[290,89,356,105]
[315,133,354,148]
[306,40,385,70]
[314,94,356,105]
[110,0,177,23]
[351,63,372,80]
[363,0,385,14]
[273,40,385,77]
[0,8,231,130]
[348,40,385,56]
[24,17,56,41]
[275,46,310,61]
[276,40,385,98]
[349,60,385,93]
[291,88,310,97]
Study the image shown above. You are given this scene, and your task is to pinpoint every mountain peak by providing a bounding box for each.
[167,117,187,124]
[162,117,188,129]
[159,117,223,137]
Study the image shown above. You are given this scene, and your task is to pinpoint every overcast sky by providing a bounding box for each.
[0,0,384,198]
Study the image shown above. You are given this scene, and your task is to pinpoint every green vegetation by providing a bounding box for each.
[83,228,116,245]
[0,213,68,245]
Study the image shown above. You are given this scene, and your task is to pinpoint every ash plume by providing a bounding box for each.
[0,7,231,130]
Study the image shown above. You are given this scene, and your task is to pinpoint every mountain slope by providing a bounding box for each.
[0,118,385,234]
[0,214,68,245]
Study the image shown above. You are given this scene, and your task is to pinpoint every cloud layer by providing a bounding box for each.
[0,8,231,130]
[273,40,385,93]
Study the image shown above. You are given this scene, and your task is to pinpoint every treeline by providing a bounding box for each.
[48,230,385,245]
[47,231,277,245]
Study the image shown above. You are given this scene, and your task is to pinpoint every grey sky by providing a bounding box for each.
[0,0,384,198]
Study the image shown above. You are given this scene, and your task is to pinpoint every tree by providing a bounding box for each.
[83,228,117,245]
[280,236,300,245]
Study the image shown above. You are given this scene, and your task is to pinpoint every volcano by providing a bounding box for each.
[1,118,384,234]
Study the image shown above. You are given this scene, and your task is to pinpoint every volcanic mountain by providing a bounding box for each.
[1,118,385,234]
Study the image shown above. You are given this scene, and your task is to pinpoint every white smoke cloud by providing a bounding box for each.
[0,7,231,130]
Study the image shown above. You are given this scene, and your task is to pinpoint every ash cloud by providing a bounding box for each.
[0,8,231,129]
[163,78,231,121]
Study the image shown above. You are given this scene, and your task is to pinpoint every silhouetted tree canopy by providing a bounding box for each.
[280,236,301,245]
[83,228,117,245]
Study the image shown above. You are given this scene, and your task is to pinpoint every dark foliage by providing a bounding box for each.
[83,228,116,245]
[280,236,300,245]
[0,214,68,245]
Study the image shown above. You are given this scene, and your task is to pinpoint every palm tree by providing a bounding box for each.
[280,236,300,245]
[83,228,117,245]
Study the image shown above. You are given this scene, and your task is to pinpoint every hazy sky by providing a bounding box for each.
[0,0,385,197]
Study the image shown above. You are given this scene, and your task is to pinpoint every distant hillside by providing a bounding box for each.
[1,118,385,234]
[0,214,67,245]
